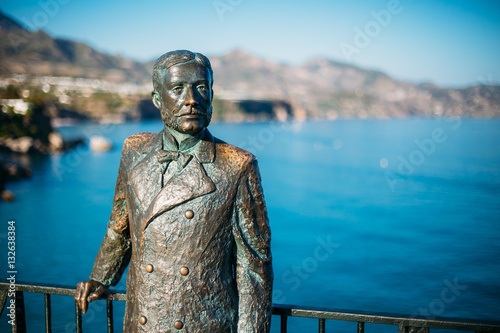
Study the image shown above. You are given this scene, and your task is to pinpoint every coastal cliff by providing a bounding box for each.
[1,10,499,123]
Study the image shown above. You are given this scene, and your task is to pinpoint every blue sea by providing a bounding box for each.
[1,118,499,332]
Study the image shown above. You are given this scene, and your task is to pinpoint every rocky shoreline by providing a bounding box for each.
[0,156,31,201]
[0,134,84,202]
[0,132,84,154]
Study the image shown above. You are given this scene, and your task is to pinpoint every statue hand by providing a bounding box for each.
[74,280,107,314]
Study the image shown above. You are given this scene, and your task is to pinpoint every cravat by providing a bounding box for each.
[157,149,192,170]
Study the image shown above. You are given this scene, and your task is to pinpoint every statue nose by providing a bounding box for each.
[184,88,198,106]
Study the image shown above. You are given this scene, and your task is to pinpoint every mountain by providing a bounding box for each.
[0,10,149,83]
[210,50,500,118]
[1,10,499,118]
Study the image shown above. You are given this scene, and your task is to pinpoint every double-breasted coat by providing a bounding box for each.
[89,129,273,332]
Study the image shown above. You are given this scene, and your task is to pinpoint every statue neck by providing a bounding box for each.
[163,127,205,153]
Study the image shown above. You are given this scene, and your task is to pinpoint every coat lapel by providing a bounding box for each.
[128,132,163,212]
[141,156,215,231]
[138,129,217,232]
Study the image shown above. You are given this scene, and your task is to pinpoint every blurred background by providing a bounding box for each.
[0,1,499,332]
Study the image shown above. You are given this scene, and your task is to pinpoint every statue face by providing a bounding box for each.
[155,61,213,134]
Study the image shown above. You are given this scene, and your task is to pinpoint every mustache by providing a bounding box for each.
[175,107,208,117]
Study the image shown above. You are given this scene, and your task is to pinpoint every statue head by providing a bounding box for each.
[152,50,214,134]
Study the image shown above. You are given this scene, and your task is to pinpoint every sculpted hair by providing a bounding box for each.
[152,50,213,93]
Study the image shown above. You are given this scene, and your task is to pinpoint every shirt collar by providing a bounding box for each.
[163,127,205,153]
[161,127,215,164]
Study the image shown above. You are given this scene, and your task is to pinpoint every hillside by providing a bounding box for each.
[1,10,499,119]
[210,50,500,118]
[0,10,149,83]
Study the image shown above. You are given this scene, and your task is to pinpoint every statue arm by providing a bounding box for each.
[89,148,132,287]
[76,145,132,313]
[232,156,273,332]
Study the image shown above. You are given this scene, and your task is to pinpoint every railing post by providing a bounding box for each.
[13,291,27,333]
[44,293,52,333]
[357,322,365,333]
[319,318,325,333]
[280,314,288,333]
[75,301,83,333]
[0,289,8,315]
[107,299,114,333]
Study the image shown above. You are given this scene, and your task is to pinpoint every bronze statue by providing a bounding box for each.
[75,50,273,332]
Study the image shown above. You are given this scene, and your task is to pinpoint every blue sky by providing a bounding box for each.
[1,0,500,87]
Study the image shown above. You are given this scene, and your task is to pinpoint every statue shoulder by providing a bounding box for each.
[122,132,157,154]
[214,137,257,168]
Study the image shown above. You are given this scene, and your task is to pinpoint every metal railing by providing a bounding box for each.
[1,281,499,333]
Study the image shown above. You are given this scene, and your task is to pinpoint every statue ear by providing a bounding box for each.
[152,92,161,109]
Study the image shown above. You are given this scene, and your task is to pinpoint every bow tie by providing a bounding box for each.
[157,149,192,170]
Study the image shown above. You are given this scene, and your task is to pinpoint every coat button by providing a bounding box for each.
[139,316,147,325]
[184,210,194,219]
[145,264,154,273]
[179,266,189,276]
[174,320,184,329]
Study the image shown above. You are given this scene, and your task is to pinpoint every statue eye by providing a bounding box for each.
[197,84,207,92]
[172,86,183,94]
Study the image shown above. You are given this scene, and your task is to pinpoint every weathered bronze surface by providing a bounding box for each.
[75,50,273,332]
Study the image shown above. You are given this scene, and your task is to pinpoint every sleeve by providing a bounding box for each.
[232,156,273,332]
[89,146,132,287]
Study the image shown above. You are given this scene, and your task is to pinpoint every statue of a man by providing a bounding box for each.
[75,50,273,332]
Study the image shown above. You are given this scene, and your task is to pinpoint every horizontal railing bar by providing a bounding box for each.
[1,281,500,332]
[0,281,126,301]
[272,304,500,332]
